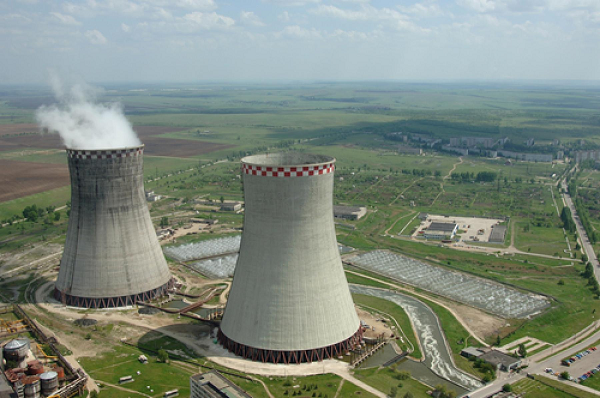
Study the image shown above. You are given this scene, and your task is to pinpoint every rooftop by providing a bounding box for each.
[428,222,457,232]
[333,206,365,215]
[461,347,484,357]
[191,371,252,398]
[480,350,520,368]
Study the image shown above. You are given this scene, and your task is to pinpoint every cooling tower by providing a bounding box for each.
[54,145,173,308]
[218,153,362,364]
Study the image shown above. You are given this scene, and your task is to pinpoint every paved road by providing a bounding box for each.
[468,322,600,397]
[562,179,600,270]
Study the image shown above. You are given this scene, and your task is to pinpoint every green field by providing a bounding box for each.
[3,82,600,398]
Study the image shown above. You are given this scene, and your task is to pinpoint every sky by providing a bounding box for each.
[1,0,599,84]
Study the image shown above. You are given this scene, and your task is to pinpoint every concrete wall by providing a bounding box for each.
[220,153,360,351]
[55,146,172,299]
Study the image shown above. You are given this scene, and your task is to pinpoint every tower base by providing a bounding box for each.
[217,327,363,364]
[54,279,175,309]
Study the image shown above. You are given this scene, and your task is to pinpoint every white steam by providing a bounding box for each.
[36,76,141,150]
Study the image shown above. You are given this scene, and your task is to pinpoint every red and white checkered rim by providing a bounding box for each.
[242,162,334,177]
[67,146,144,160]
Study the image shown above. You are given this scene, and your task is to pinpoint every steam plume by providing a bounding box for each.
[36,76,141,150]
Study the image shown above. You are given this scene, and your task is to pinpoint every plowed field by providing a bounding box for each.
[0,160,69,202]
[0,125,232,157]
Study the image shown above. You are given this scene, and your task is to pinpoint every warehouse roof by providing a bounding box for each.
[333,206,364,215]
[480,350,520,369]
[428,222,457,232]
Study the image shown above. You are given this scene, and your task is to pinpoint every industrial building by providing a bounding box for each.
[54,146,173,308]
[479,350,522,372]
[333,205,367,221]
[190,371,251,398]
[219,153,362,364]
[423,222,458,240]
[489,225,507,243]
[220,202,242,212]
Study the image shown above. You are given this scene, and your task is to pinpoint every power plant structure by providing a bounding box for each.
[54,145,173,308]
[218,153,362,364]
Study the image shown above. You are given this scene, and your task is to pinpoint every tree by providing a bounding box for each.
[220,196,225,204]
[583,262,594,278]
[54,212,61,221]
[389,386,397,397]
[160,217,169,228]
[402,392,414,398]
[518,343,527,358]
[560,371,570,380]
[157,349,169,363]
[22,205,39,222]
[502,384,512,392]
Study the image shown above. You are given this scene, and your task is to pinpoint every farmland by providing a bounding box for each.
[0,159,69,202]
[1,81,600,397]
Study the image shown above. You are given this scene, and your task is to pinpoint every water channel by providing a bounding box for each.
[350,285,482,394]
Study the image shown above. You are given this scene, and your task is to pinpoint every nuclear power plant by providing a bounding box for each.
[54,145,173,308]
[218,153,362,364]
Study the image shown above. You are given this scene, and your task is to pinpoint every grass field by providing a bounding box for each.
[511,377,577,398]
[3,82,600,397]
[353,365,432,398]
[79,345,193,398]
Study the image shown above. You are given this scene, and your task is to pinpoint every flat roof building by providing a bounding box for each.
[190,371,251,398]
[220,202,242,212]
[333,206,367,221]
[480,350,521,372]
[460,346,485,359]
[424,222,458,240]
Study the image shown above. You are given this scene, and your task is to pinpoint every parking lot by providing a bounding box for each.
[414,214,505,243]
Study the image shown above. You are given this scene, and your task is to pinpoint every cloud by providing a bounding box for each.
[0,13,32,23]
[182,12,235,29]
[330,29,369,39]
[311,4,428,32]
[276,25,322,38]
[121,23,131,32]
[397,1,443,17]
[263,0,321,6]
[240,11,265,27]
[50,12,82,26]
[171,0,217,10]
[85,29,107,44]
[457,0,497,12]
[278,11,291,21]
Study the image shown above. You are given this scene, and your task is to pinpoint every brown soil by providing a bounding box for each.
[0,124,40,136]
[0,125,233,158]
[443,300,506,341]
[0,159,69,202]
[0,124,186,137]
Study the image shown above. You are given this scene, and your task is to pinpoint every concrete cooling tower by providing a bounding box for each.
[218,153,362,364]
[54,146,173,308]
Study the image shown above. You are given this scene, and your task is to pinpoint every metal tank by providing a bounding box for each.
[3,339,29,363]
[219,153,362,364]
[23,376,40,398]
[39,372,58,396]
[54,146,173,308]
